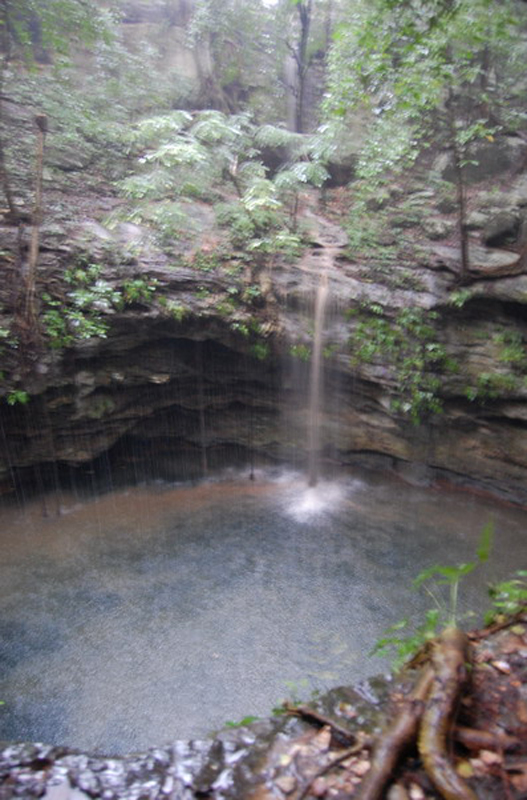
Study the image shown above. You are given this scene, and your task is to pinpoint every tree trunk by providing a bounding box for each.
[24,114,47,330]
[446,95,470,280]
[0,5,18,221]
[294,0,312,133]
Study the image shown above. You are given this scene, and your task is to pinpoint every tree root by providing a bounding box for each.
[354,628,477,800]
[454,725,520,753]
[282,626,521,800]
[296,738,371,800]
[418,627,477,800]
[354,666,434,800]
[283,702,357,746]
[468,610,527,642]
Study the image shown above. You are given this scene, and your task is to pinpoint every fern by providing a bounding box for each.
[190,111,239,143]
[133,111,193,147]
[143,139,209,168]
[254,124,304,149]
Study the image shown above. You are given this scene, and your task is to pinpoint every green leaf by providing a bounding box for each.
[476,519,494,563]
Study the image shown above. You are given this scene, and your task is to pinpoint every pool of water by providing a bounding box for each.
[0,468,525,754]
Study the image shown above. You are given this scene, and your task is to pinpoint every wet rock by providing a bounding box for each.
[481,210,521,247]
[512,175,527,207]
[437,135,526,183]
[274,774,297,794]
[435,194,458,214]
[42,780,91,800]
[466,210,488,230]
[46,142,96,173]
[431,243,522,277]
[421,218,454,240]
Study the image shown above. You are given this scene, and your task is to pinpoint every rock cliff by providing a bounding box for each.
[0,167,526,504]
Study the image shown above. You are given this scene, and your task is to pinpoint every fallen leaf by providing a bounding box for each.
[479,749,502,766]
[313,727,332,752]
[517,699,527,724]
[469,758,485,776]
[338,702,357,719]
[408,783,425,800]
[491,660,511,674]
[275,775,297,794]
[310,777,327,797]
[457,760,474,778]
[387,785,410,800]
[352,759,371,777]
[475,650,493,663]
[500,635,524,654]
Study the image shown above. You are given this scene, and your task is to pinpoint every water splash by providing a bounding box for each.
[285,480,346,522]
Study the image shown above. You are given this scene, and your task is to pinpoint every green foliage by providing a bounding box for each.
[415,519,493,628]
[448,289,474,309]
[254,125,303,150]
[6,390,30,406]
[494,330,527,371]
[371,610,442,670]
[349,303,456,424]
[250,341,270,361]
[187,0,278,117]
[345,203,398,262]
[290,344,311,362]
[0,0,191,223]
[42,295,109,348]
[118,111,323,266]
[190,249,223,273]
[194,286,211,302]
[41,252,160,348]
[464,328,526,403]
[372,521,494,667]
[1,0,112,66]
[224,715,260,729]
[240,285,261,304]
[42,255,119,348]
[486,572,527,624]
[121,278,158,306]
[158,297,187,323]
[130,112,193,149]
[323,0,525,239]
[465,372,519,403]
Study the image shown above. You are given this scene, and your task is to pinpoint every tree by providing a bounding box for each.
[324,0,525,278]
[278,0,340,133]
[118,110,327,279]
[0,0,111,333]
[187,0,277,116]
[286,0,313,133]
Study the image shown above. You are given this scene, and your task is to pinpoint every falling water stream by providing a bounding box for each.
[307,274,329,488]
[0,469,526,756]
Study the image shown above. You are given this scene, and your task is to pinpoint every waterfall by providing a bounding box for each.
[307,273,329,487]
[195,341,208,478]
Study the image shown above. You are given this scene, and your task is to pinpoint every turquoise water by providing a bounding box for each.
[0,468,525,754]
